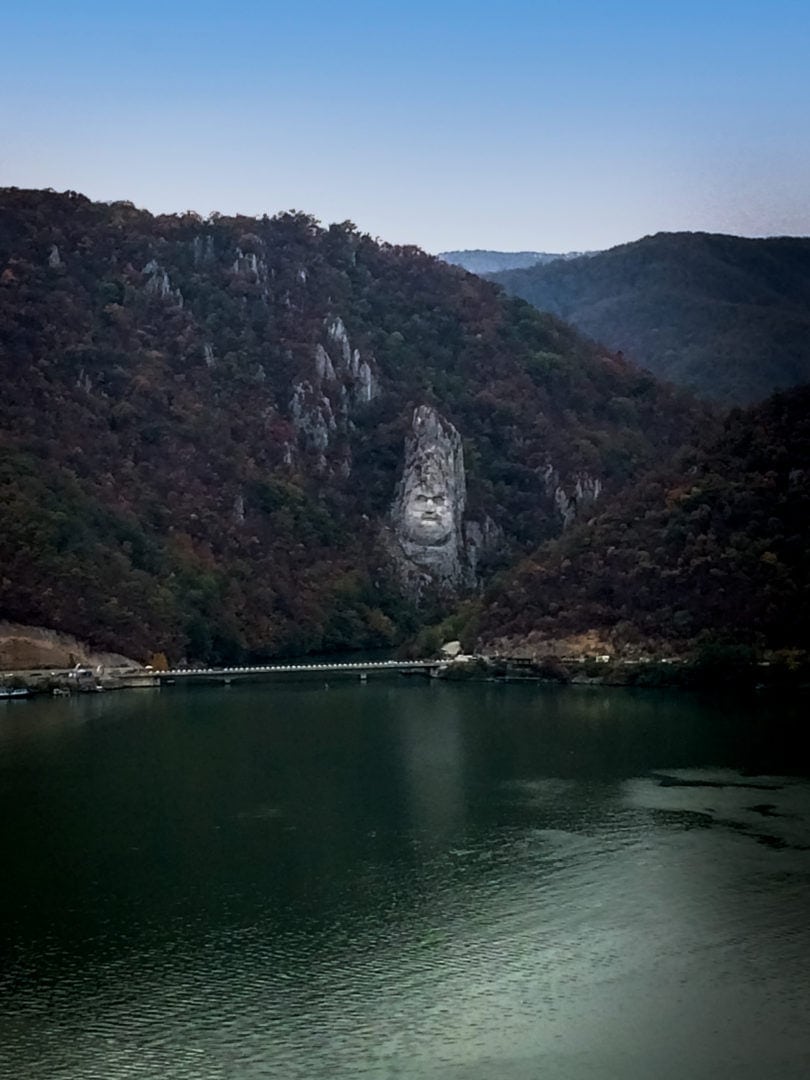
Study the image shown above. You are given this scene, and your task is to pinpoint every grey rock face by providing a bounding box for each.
[464,515,502,581]
[75,367,92,393]
[290,381,336,456]
[142,260,183,307]
[327,316,353,370]
[390,406,467,591]
[231,247,268,283]
[48,244,62,268]
[192,234,215,265]
[355,359,378,403]
[288,315,379,471]
[543,464,603,527]
[314,344,337,382]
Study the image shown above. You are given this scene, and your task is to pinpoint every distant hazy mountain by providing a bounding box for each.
[439,249,591,274]
[488,232,810,406]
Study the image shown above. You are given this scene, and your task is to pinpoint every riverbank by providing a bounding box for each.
[0,663,146,698]
[3,645,809,700]
[441,650,810,693]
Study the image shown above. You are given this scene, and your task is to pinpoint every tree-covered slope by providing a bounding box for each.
[489,232,810,406]
[0,188,704,663]
[479,387,810,654]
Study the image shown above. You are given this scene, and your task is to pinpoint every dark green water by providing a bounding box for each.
[2,680,809,1079]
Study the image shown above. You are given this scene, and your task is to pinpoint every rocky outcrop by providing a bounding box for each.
[289,381,336,460]
[192,233,216,265]
[231,247,268,284]
[314,344,337,382]
[143,259,183,307]
[543,464,602,527]
[355,357,378,404]
[327,316,352,369]
[464,515,502,580]
[324,316,380,405]
[288,315,379,470]
[75,367,93,393]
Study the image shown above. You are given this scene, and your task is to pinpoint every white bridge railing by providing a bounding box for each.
[134,660,439,679]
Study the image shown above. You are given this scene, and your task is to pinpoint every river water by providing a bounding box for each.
[1,680,809,1079]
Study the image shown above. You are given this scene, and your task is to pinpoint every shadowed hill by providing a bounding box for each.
[489,232,810,406]
[479,386,810,655]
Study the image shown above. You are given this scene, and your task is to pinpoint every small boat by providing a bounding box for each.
[0,687,30,699]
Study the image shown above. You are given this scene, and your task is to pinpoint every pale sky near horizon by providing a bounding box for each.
[2,1,809,252]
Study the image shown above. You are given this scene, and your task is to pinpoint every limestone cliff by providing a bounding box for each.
[542,465,603,528]
[142,259,183,307]
[289,314,379,471]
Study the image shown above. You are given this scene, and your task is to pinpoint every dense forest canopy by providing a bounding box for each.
[0,188,704,663]
[488,232,810,406]
[480,387,810,655]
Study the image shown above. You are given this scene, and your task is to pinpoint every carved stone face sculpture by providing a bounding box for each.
[401,468,454,545]
[390,405,467,590]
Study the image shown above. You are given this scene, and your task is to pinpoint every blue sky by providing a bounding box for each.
[2,1,809,250]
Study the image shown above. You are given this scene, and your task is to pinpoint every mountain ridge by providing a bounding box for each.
[0,188,704,663]
[487,231,810,405]
[438,249,593,274]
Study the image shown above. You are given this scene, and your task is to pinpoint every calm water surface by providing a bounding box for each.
[1,680,809,1079]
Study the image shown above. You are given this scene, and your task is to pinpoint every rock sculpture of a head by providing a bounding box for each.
[390,406,466,590]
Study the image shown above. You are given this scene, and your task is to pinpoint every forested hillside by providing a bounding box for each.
[0,189,703,664]
[489,232,810,406]
[480,387,810,655]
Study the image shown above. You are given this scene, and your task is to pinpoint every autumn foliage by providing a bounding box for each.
[0,188,706,662]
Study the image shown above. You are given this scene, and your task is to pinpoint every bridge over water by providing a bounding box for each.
[119,659,444,687]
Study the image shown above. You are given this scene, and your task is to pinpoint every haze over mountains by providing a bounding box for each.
[487,232,810,406]
[439,249,592,274]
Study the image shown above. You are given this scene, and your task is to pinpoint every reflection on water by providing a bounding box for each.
[1,683,809,1079]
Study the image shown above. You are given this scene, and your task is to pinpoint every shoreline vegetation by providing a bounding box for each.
[3,643,809,699]
[0,193,807,676]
